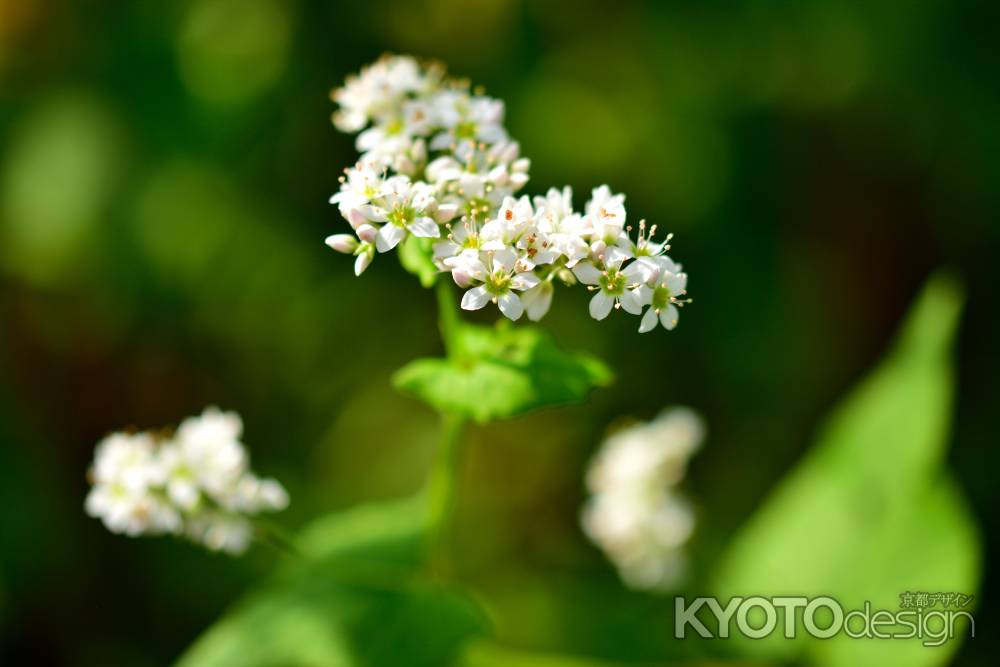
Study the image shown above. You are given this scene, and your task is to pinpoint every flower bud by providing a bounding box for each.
[325,234,359,254]
[451,268,473,288]
[356,224,378,243]
[354,244,374,276]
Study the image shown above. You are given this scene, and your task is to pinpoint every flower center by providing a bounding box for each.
[454,120,477,140]
[485,271,511,295]
[599,268,626,296]
[388,205,415,227]
[652,285,672,310]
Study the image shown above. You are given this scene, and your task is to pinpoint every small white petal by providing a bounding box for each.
[408,217,441,238]
[666,272,687,294]
[521,282,553,321]
[660,304,680,330]
[358,204,387,223]
[511,272,540,291]
[573,262,602,285]
[589,291,614,320]
[497,292,523,321]
[375,224,406,252]
[619,289,643,315]
[356,224,377,243]
[435,203,459,223]
[461,286,490,311]
[639,307,658,333]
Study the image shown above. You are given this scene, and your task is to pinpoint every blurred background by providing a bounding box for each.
[0,0,997,664]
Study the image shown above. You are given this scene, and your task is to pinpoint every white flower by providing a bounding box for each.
[85,432,179,537]
[533,187,589,266]
[325,55,693,330]
[373,177,453,252]
[480,195,534,251]
[170,407,247,502]
[637,257,689,333]
[582,407,705,592]
[572,257,647,320]
[520,280,554,321]
[583,186,627,242]
[460,248,539,321]
[430,90,507,150]
[331,55,429,132]
[329,164,385,229]
[84,408,290,556]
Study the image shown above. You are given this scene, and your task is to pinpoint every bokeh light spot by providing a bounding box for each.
[176,0,292,105]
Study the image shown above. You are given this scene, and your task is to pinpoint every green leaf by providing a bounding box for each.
[398,235,439,287]
[176,498,488,667]
[393,322,614,422]
[713,273,980,667]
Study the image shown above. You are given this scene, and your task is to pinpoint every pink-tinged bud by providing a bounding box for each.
[354,249,373,276]
[451,268,473,288]
[498,142,519,164]
[591,240,607,259]
[325,234,358,254]
[356,224,377,243]
[435,203,459,223]
[347,207,368,229]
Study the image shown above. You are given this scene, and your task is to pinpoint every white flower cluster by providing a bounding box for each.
[85,407,289,555]
[581,407,705,591]
[326,54,691,331]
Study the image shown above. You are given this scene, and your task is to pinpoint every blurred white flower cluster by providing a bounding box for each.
[327,54,691,331]
[85,407,289,555]
[582,407,705,591]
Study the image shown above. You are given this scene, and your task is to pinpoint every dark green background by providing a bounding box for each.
[0,0,996,664]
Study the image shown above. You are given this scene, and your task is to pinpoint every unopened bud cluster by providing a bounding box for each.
[326,55,691,331]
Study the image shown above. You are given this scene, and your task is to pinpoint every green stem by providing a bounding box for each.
[426,279,466,576]
[425,411,466,572]
[435,279,461,357]
[254,518,304,559]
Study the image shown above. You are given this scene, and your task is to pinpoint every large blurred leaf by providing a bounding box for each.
[713,273,980,666]
[393,323,613,423]
[176,498,488,667]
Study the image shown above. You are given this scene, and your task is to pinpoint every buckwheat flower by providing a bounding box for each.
[331,55,428,132]
[533,187,589,267]
[330,163,386,229]
[85,408,290,556]
[430,90,507,150]
[572,257,646,320]
[480,195,534,251]
[582,407,705,592]
[372,176,458,252]
[520,280,554,321]
[428,141,530,219]
[460,248,539,321]
[437,246,486,287]
[85,432,180,537]
[169,407,247,503]
[364,137,428,178]
[356,99,435,159]
[637,257,689,333]
[325,55,694,331]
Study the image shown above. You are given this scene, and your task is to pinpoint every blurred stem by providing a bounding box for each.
[435,279,460,358]
[254,518,304,559]
[426,411,466,576]
[427,279,466,576]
